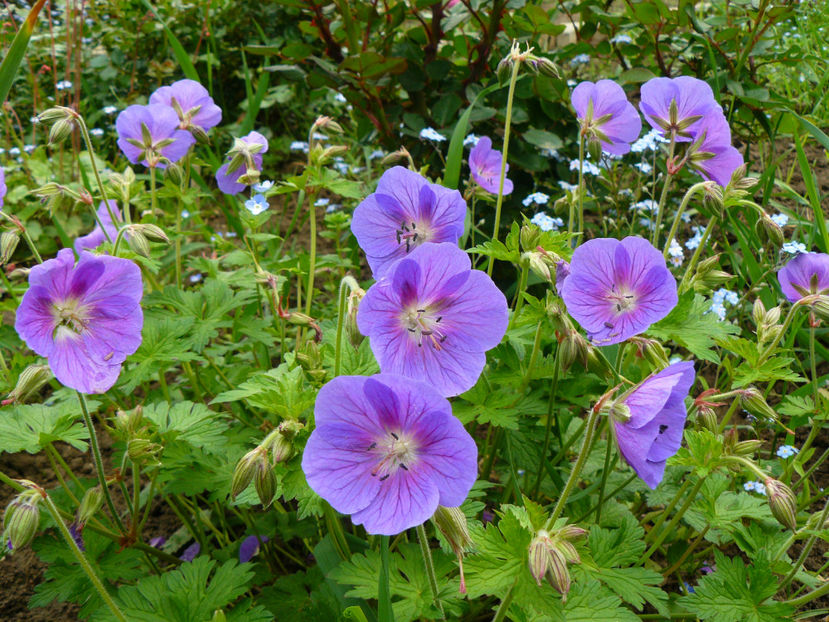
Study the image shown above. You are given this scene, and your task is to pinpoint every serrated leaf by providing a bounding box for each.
[732,356,805,388]
[672,429,724,477]
[141,400,228,452]
[212,363,316,418]
[0,400,92,454]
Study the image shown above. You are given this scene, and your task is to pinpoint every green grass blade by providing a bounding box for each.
[792,130,829,253]
[0,0,48,105]
[140,0,199,82]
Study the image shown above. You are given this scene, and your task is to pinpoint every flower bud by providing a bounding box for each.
[127,438,162,465]
[557,525,588,541]
[765,478,797,531]
[130,223,170,244]
[346,287,366,348]
[533,56,560,78]
[733,439,763,457]
[263,420,304,465]
[38,107,74,123]
[115,405,143,437]
[49,118,75,145]
[546,546,571,599]
[755,212,784,247]
[312,115,344,135]
[1,231,20,265]
[697,405,719,432]
[497,57,513,84]
[165,161,183,186]
[231,447,265,499]
[210,611,227,622]
[812,296,829,323]
[432,505,473,594]
[558,331,587,373]
[529,530,552,586]
[740,387,778,423]
[526,251,552,283]
[77,487,104,527]
[752,298,766,327]
[3,364,52,405]
[3,493,41,551]
[127,229,152,258]
[520,224,540,251]
[254,458,276,508]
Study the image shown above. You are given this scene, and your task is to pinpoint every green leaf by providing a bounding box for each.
[647,291,739,363]
[141,401,228,452]
[672,430,723,477]
[212,363,315,418]
[679,550,794,622]
[0,399,94,454]
[732,355,805,388]
[0,0,48,105]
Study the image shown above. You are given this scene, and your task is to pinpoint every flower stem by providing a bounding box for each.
[305,194,318,318]
[486,53,520,278]
[417,523,446,620]
[323,502,351,561]
[378,534,395,622]
[594,424,614,524]
[150,166,157,215]
[40,493,128,622]
[662,181,708,259]
[651,134,676,248]
[334,276,359,377]
[491,576,518,622]
[678,212,718,292]
[77,391,124,533]
[550,405,601,523]
[532,351,561,498]
[76,114,118,242]
[574,132,585,243]
[639,477,704,564]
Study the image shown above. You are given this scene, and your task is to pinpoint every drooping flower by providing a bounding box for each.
[301,374,478,535]
[350,166,466,278]
[777,252,829,302]
[684,113,744,187]
[14,249,144,394]
[115,104,195,168]
[609,361,695,488]
[74,200,122,253]
[640,76,720,141]
[215,131,269,195]
[357,243,508,397]
[469,136,513,195]
[571,80,642,155]
[560,236,678,345]
[149,79,222,137]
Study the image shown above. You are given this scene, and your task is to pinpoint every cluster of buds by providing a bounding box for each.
[3,486,43,553]
[688,254,733,294]
[296,339,326,383]
[528,524,587,601]
[497,40,559,84]
[231,420,304,507]
[431,506,474,593]
[723,165,759,205]
[123,223,171,258]
[752,299,783,346]
[112,405,161,466]
[38,106,78,145]
[628,336,670,369]
[2,364,52,405]
[307,116,346,168]
[109,167,137,206]
[547,300,591,374]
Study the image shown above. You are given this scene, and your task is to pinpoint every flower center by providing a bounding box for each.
[606,284,637,315]
[396,220,428,253]
[402,306,447,350]
[52,298,90,337]
[368,431,418,481]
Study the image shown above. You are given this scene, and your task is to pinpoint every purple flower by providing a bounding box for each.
[611,361,695,488]
[68,522,85,551]
[215,131,269,195]
[74,200,122,253]
[180,541,200,562]
[239,535,268,563]
[149,79,222,135]
[640,76,720,141]
[301,374,478,535]
[571,80,642,155]
[351,166,466,278]
[14,249,144,394]
[0,167,6,208]
[148,536,166,548]
[115,104,195,168]
[469,136,513,195]
[777,252,829,302]
[560,236,678,345]
[357,243,508,397]
[685,113,743,187]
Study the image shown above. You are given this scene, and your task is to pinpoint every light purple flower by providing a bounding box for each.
[685,112,743,187]
[180,541,200,561]
[215,131,269,195]
[571,80,642,155]
[74,200,122,253]
[350,167,466,278]
[469,136,513,195]
[640,76,720,141]
[611,361,695,488]
[357,243,508,397]
[239,535,268,563]
[14,249,144,394]
[560,236,678,345]
[115,104,195,168]
[0,167,6,208]
[777,252,829,302]
[149,79,222,134]
[301,374,478,535]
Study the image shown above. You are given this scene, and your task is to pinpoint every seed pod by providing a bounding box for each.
[77,487,104,527]
[765,478,797,531]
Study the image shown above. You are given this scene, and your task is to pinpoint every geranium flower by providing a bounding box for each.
[239,535,268,563]
[350,167,466,278]
[777,252,829,302]
[571,80,642,155]
[640,76,720,141]
[115,104,195,168]
[149,79,222,136]
[560,236,677,345]
[685,113,743,187]
[14,249,144,394]
[301,374,478,535]
[609,361,695,488]
[469,136,513,195]
[357,243,508,397]
[215,131,269,195]
[74,200,122,253]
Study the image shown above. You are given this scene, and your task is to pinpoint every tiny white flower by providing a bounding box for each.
[668,239,683,266]
[181,210,191,219]
[558,181,578,192]
[326,203,341,213]
[190,273,203,283]
[311,131,327,141]
[419,127,446,142]
[102,105,117,115]
[631,199,659,213]
[290,140,309,153]
[570,159,600,176]
[634,161,652,174]
[90,128,104,137]
[314,198,330,207]
[334,92,347,103]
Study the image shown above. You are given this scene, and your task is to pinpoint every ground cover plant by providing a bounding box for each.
[1,0,828,620]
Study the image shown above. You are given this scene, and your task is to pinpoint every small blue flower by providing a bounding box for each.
[253,180,274,193]
[181,209,191,219]
[770,213,788,227]
[189,274,203,284]
[102,105,118,115]
[782,241,806,255]
[290,141,309,153]
[522,192,550,207]
[570,159,601,176]
[90,128,104,137]
[776,445,798,459]
[56,80,73,90]
[685,226,705,250]
[419,127,446,142]
[558,181,577,192]
[245,194,269,215]
[530,212,563,232]
[667,239,683,266]
[631,199,659,214]
[569,53,590,66]
[334,92,347,103]
[314,197,330,207]
[612,33,633,44]
[635,161,653,174]
[369,149,386,160]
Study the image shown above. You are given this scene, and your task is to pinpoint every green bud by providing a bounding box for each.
[812,296,829,323]
[231,448,264,499]
[115,405,143,437]
[254,458,276,508]
[190,125,209,143]
[3,364,52,405]
[608,400,632,423]
[586,141,602,168]
[1,231,20,265]
[765,478,797,531]
[697,406,719,432]
[127,438,162,464]
[313,115,344,135]
[3,493,41,551]
[263,420,304,465]
[431,506,473,555]
[755,212,784,247]
[130,223,170,244]
[529,530,552,586]
[33,182,63,197]
[49,118,75,145]
[534,56,560,78]
[165,161,183,186]
[210,611,227,622]
[546,547,571,600]
[346,287,366,349]
[77,487,104,526]
[237,168,261,186]
[752,298,766,327]
[558,331,586,373]
[127,229,152,258]
[557,539,580,564]
[740,387,778,423]
[733,439,763,457]
[557,525,588,541]
[520,224,540,252]
[526,251,552,283]
[38,107,74,123]
[497,57,512,85]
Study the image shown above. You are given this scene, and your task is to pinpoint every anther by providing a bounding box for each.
[379,474,390,481]
[400,464,408,471]
[368,442,377,450]
[604,321,614,329]
[390,432,399,440]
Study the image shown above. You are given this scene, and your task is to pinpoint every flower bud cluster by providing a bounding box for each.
[231,421,304,507]
[751,299,783,346]
[689,255,733,294]
[528,525,587,601]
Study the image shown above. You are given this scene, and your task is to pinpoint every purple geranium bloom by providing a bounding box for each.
[640,76,720,141]
[14,249,144,394]
[239,535,269,563]
[685,113,743,187]
[301,373,478,535]
[74,200,122,253]
[115,104,195,168]
[215,131,269,195]
[469,136,513,195]
[149,79,222,135]
[180,541,200,562]
[357,243,508,397]
[0,167,6,208]
[777,252,829,302]
[561,236,678,345]
[351,166,466,278]
[610,361,695,488]
[571,80,642,155]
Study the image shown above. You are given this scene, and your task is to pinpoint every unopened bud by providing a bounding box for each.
[127,229,151,258]
[431,506,473,554]
[77,487,104,526]
[33,182,63,197]
[497,57,512,84]
[1,231,19,265]
[812,296,829,323]
[547,547,571,599]
[3,493,41,551]
[254,458,276,508]
[313,116,344,135]
[38,107,73,123]
[740,387,777,423]
[287,312,314,327]
[752,298,766,327]
[237,168,261,186]
[231,447,265,499]
[381,147,412,167]
[346,287,366,348]
[697,405,719,432]
[533,56,559,78]
[263,420,304,465]
[631,337,669,369]
[558,331,587,373]
[49,118,75,145]
[526,251,552,282]
[733,439,763,457]
[520,224,540,251]
[165,162,183,186]
[210,611,227,622]
[127,438,162,464]
[115,405,143,437]
[3,364,52,405]
[557,525,588,541]
[529,531,552,586]
[765,478,797,531]
[755,212,784,247]
[130,223,170,244]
